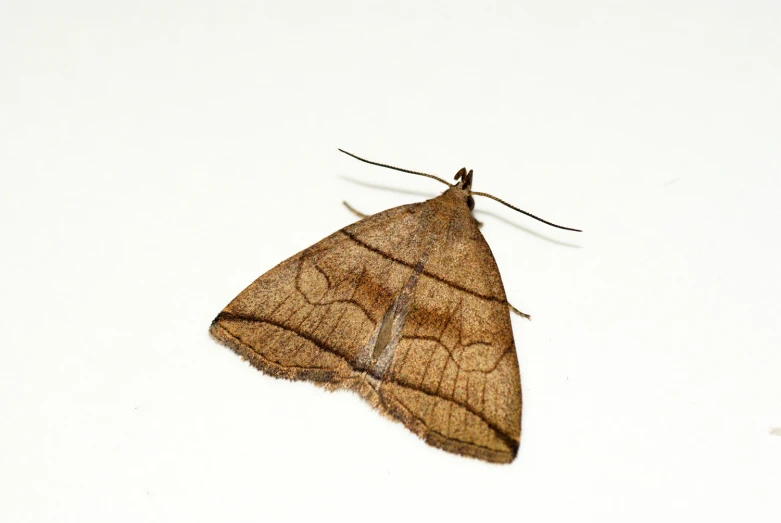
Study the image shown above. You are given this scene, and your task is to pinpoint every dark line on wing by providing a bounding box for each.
[214,311,517,449]
[294,258,376,323]
[339,229,506,303]
[386,390,517,458]
[403,335,510,374]
[216,311,379,377]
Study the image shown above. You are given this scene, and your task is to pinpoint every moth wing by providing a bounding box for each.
[350,201,522,463]
[210,202,429,384]
[210,195,521,463]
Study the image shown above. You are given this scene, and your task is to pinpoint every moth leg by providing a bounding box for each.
[508,303,531,320]
[342,201,369,219]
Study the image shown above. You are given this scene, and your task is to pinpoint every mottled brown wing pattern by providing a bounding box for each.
[210,192,521,463]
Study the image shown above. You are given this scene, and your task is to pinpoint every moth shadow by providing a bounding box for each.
[475,209,583,248]
[338,175,436,198]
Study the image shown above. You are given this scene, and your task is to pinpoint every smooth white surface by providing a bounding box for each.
[2,2,780,522]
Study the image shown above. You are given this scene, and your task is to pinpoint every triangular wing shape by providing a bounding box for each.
[210,190,521,463]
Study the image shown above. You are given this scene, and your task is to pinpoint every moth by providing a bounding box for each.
[210,150,580,463]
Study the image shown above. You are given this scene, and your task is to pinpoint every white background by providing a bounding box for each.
[2,1,780,522]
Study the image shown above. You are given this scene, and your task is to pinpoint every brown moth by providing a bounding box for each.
[210,150,580,464]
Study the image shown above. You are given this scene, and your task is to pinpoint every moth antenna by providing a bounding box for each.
[470,191,582,232]
[342,201,368,219]
[338,149,452,187]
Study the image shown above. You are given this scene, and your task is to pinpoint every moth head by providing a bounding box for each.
[454,168,475,210]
